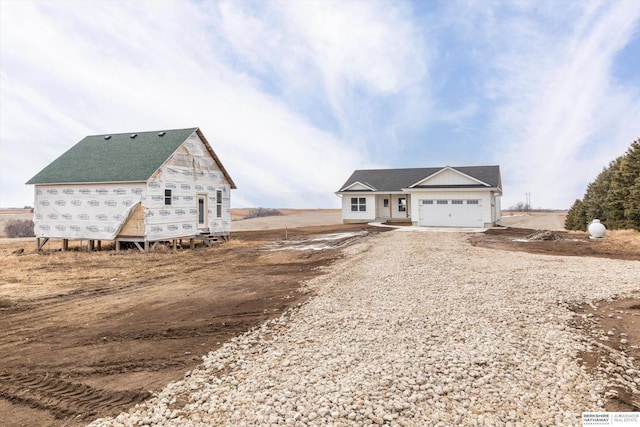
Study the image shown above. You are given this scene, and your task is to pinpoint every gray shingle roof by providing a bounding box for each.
[26,128,236,188]
[337,166,501,192]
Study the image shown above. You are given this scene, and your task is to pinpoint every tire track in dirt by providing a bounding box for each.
[0,372,150,421]
[0,224,386,426]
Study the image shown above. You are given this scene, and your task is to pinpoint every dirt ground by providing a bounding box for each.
[0,224,387,427]
[571,298,640,412]
[1,211,639,425]
[470,227,640,261]
[471,225,640,411]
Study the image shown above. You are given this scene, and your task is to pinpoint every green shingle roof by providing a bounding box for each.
[27,128,200,185]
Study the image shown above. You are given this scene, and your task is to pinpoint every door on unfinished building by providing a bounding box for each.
[197,194,208,230]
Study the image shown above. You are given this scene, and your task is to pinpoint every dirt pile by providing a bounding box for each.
[526,230,562,241]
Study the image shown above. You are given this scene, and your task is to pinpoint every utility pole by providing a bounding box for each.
[525,192,531,215]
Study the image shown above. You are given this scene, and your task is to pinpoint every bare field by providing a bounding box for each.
[1,211,638,425]
[231,208,342,231]
[0,223,386,426]
[500,211,567,230]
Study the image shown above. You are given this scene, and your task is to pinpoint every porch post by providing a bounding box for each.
[406,195,409,219]
[389,194,392,219]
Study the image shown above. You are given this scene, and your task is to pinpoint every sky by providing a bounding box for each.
[1,0,639,210]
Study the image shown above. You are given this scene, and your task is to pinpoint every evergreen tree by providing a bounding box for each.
[565,199,586,230]
[622,140,640,229]
[626,176,640,230]
[582,157,621,226]
[609,139,640,228]
[568,138,640,231]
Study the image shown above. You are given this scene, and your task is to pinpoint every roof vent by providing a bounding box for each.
[158,131,166,137]
[104,135,111,140]
[130,134,137,139]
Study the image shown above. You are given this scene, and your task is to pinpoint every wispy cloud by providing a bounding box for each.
[1,0,639,209]
[3,0,427,208]
[212,1,430,155]
[474,0,640,207]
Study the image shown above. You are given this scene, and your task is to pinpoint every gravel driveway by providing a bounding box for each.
[89,231,640,427]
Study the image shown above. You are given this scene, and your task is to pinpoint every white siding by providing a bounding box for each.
[375,195,408,219]
[341,194,376,222]
[390,194,410,219]
[494,194,502,223]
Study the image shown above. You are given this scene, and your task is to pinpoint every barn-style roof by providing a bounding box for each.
[337,166,501,192]
[26,127,236,188]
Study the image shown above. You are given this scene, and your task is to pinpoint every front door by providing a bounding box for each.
[197,194,208,230]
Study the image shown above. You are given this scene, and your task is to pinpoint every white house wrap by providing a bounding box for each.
[34,184,142,240]
[27,128,236,250]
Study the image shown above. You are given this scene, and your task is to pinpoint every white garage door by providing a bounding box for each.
[418,199,483,227]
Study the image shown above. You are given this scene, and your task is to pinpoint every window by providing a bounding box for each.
[216,190,223,218]
[452,200,463,205]
[467,200,479,205]
[198,196,206,225]
[351,197,366,212]
[437,200,448,205]
[398,197,406,212]
[164,189,172,205]
[383,198,389,208]
[422,200,434,205]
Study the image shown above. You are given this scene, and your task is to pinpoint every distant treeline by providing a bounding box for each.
[242,208,283,219]
[505,204,565,213]
[565,138,640,231]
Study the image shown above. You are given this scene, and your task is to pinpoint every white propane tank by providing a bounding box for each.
[588,219,606,239]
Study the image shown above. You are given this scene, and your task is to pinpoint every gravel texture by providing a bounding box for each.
[88,231,640,427]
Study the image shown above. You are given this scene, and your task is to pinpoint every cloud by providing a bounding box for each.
[3,0,639,211]
[2,0,428,208]
[212,0,430,155]
[472,0,640,208]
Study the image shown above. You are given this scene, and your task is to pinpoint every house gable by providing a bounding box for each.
[151,131,233,186]
[409,167,490,188]
[195,129,236,189]
[340,181,376,192]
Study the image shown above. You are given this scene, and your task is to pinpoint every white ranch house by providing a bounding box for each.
[26,127,236,251]
[336,166,502,228]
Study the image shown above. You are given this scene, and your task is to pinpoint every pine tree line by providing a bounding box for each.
[565,138,640,231]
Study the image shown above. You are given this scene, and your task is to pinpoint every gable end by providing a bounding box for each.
[409,167,491,188]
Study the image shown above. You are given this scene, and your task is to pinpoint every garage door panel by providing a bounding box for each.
[418,200,483,227]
